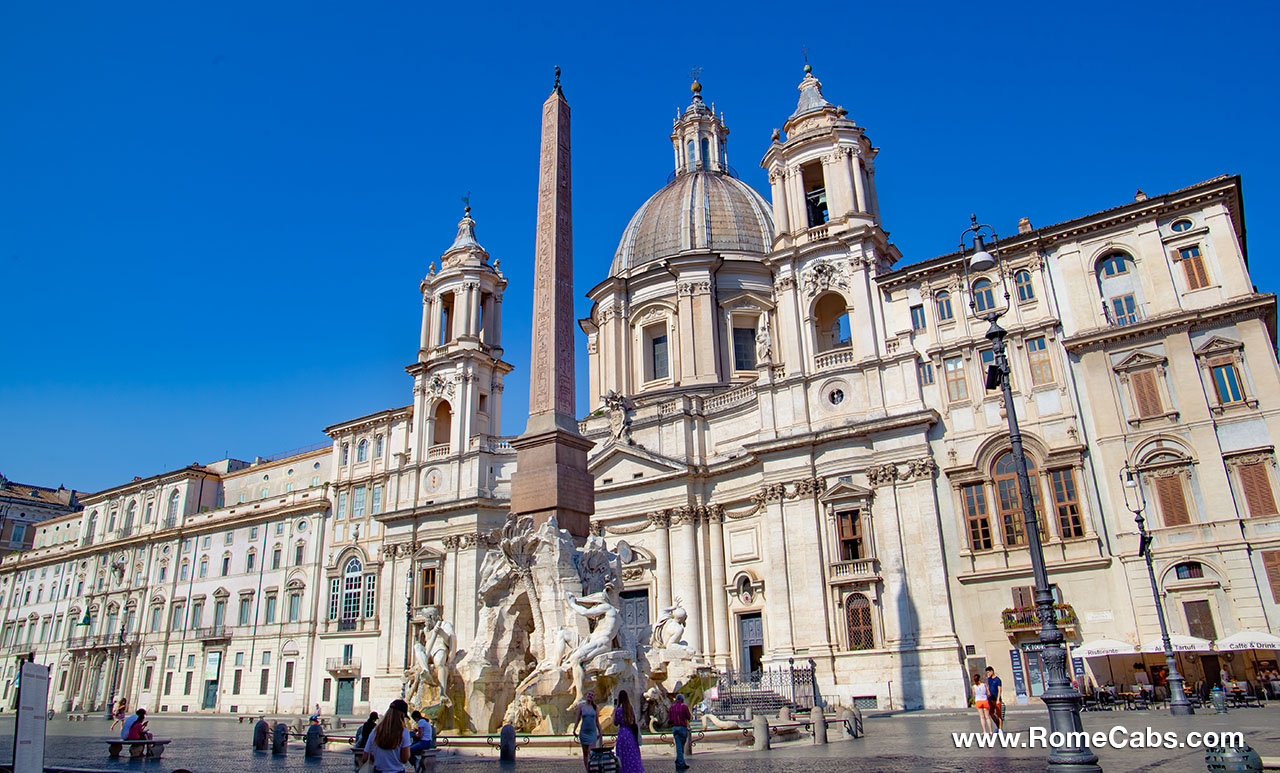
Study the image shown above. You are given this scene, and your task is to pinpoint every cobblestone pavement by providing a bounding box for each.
[1,706,1277,773]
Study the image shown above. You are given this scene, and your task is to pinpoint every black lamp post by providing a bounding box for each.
[960,216,1100,772]
[103,622,127,720]
[1120,463,1194,715]
[402,568,412,699]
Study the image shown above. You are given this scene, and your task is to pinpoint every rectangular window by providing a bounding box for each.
[262,651,271,665]
[295,544,305,566]
[246,552,256,573]
[1050,468,1085,539]
[918,361,934,386]
[288,593,301,622]
[1211,361,1244,404]
[1027,337,1052,386]
[260,670,270,695]
[419,567,438,607]
[143,666,153,690]
[187,654,195,669]
[232,669,242,695]
[265,595,277,624]
[732,327,756,371]
[361,677,371,701]
[322,678,332,701]
[962,484,992,551]
[238,598,251,626]
[1154,475,1191,527]
[363,573,377,618]
[944,356,968,402]
[651,333,669,380]
[329,578,341,620]
[910,304,926,332]
[167,655,176,669]
[249,526,258,540]
[202,536,211,549]
[272,548,281,570]
[1183,599,1217,641]
[372,485,383,515]
[190,602,203,629]
[221,556,231,576]
[1011,585,1034,609]
[835,510,863,561]
[150,607,162,633]
[337,492,347,520]
[164,672,173,695]
[235,652,244,666]
[1111,294,1139,326]
[935,293,954,322]
[1262,550,1280,603]
[184,671,193,695]
[1238,462,1278,517]
[1177,245,1210,290]
[1131,369,1163,418]
[170,604,184,631]
[225,531,234,546]
[283,661,294,689]
[352,487,366,519]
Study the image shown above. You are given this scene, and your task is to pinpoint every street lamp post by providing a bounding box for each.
[960,216,1100,772]
[103,623,126,720]
[1120,464,1194,715]
[403,568,413,699]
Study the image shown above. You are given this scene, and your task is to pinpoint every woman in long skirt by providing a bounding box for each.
[612,690,644,773]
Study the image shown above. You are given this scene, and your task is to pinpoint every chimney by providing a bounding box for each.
[1017,217,1033,234]
[1134,189,1148,202]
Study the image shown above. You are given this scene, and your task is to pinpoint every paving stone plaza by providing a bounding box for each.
[5,707,1278,773]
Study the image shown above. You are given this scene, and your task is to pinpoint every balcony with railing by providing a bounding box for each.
[322,616,379,635]
[814,347,854,371]
[827,557,880,584]
[1001,603,1077,632]
[325,657,361,676]
[427,444,451,460]
[192,625,230,641]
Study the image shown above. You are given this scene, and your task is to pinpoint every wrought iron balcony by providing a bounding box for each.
[1001,603,1077,632]
[192,625,230,641]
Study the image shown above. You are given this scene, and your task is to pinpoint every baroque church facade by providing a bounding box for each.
[3,68,1279,716]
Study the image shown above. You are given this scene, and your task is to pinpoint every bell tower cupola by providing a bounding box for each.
[672,76,731,176]
[760,65,883,247]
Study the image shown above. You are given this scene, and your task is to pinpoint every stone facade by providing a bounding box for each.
[1,69,1278,715]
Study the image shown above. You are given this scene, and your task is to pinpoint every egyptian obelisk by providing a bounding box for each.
[509,68,595,539]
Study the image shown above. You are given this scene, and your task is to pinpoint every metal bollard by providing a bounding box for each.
[1205,742,1263,772]
[751,713,770,751]
[810,706,827,745]
[253,718,270,751]
[499,724,516,762]
[1210,687,1229,714]
[272,722,288,754]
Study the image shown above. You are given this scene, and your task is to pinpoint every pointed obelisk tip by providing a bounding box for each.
[552,65,563,96]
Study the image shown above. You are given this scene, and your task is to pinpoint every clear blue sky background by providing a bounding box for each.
[2,1,1277,493]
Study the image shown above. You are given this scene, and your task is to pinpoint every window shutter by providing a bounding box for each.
[1261,550,1280,603]
[1154,476,1191,526]
[1239,463,1278,517]
[1011,586,1034,608]
[1131,370,1162,418]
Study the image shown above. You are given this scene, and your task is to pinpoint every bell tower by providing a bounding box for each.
[407,207,512,497]
[760,65,883,248]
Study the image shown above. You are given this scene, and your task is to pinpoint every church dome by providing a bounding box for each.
[611,169,774,276]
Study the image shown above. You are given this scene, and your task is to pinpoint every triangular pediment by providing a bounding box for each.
[588,443,684,482]
[1194,336,1243,357]
[1113,350,1167,372]
[819,480,874,503]
[718,290,776,311]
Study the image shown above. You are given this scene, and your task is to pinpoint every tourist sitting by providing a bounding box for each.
[121,709,152,742]
[353,712,378,750]
[409,710,435,756]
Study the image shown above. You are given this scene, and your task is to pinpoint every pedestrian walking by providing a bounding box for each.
[613,690,644,773]
[668,693,692,769]
[109,698,128,732]
[361,699,412,773]
[572,691,601,771]
[971,674,993,734]
[985,666,1003,731]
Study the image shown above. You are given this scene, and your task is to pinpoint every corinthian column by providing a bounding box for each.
[649,512,672,610]
[707,506,731,668]
[671,507,703,654]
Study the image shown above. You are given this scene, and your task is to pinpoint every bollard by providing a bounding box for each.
[842,707,863,739]
[499,723,516,762]
[777,706,791,722]
[810,706,827,745]
[1210,687,1229,714]
[751,713,770,751]
[744,706,753,722]
[253,718,270,751]
[1205,742,1263,772]
[272,722,288,754]
[305,723,325,758]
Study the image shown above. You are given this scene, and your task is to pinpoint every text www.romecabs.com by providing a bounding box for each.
[952,727,1244,750]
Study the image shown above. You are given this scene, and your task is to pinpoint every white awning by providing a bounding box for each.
[1140,634,1213,653]
[1072,638,1136,658]
[1214,631,1280,651]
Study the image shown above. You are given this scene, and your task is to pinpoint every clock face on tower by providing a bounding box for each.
[424,468,443,494]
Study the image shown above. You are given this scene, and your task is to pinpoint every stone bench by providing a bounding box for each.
[104,738,171,759]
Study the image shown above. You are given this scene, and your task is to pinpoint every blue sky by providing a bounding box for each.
[2,1,1277,493]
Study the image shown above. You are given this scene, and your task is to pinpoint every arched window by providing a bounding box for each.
[687,140,695,171]
[166,491,180,524]
[433,403,453,447]
[845,594,874,651]
[1174,561,1204,580]
[357,439,368,463]
[814,293,851,353]
[972,279,996,313]
[123,502,136,535]
[375,435,384,458]
[1014,270,1035,302]
[993,452,1047,546]
[1096,252,1141,326]
[700,137,710,170]
[1098,253,1130,278]
[935,291,954,322]
[341,558,363,620]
